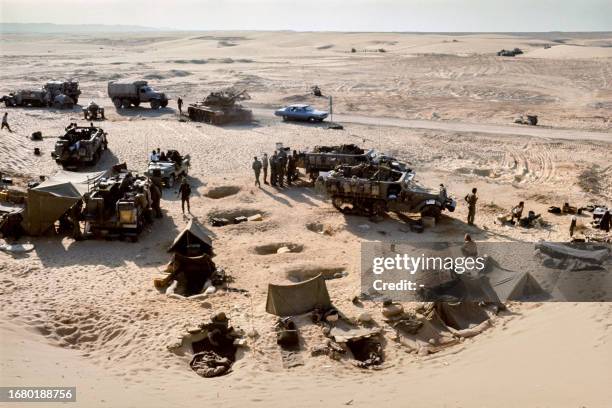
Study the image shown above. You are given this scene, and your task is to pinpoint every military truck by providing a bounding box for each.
[187,89,252,125]
[2,90,50,107]
[317,163,456,219]
[51,123,108,168]
[108,80,169,109]
[44,80,81,105]
[82,171,153,241]
[145,150,190,188]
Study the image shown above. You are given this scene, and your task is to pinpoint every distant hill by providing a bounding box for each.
[0,23,170,34]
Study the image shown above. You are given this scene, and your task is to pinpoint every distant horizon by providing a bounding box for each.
[1,22,611,35]
[1,1,611,32]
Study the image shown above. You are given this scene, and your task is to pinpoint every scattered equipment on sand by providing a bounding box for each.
[108,80,169,109]
[44,80,81,105]
[497,48,523,57]
[187,89,252,125]
[51,123,108,168]
[514,114,538,126]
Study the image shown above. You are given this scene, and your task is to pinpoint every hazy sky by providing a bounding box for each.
[1,0,611,32]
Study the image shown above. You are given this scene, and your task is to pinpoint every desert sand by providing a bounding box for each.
[0,31,611,407]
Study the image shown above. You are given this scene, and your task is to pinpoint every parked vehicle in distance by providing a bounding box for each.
[1,89,50,107]
[108,80,169,109]
[274,104,328,122]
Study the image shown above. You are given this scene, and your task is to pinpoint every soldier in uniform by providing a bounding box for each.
[287,154,296,186]
[252,156,262,187]
[262,153,269,185]
[1,112,12,133]
[278,151,287,188]
[464,187,478,225]
[150,181,163,218]
[177,97,183,115]
[178,178,192,214]
[270,151,278,186]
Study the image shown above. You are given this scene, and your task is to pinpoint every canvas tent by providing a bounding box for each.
[25,170,107,236]
[488,270,544,302]
[266,274,332,317]
[169,219,213,256]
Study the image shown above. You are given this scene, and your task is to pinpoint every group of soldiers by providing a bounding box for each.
[252,150,299,188]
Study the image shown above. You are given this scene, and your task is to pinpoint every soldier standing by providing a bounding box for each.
[262,153,269,185]
[150,181,163,218]
[278,151,287,188]
[1,112,12,133]
[464,187,478,225]
[252,156,262,187]
[177,97,183,115]
[178,178,192,214]
[287,154,296,186]
[270,151,278,186]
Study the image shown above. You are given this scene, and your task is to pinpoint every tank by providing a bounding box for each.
[187,89,252,125]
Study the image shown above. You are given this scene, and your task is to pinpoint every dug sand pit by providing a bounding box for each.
[306,222,335,235]
[284,264,348,282]
[208,208,265,221]
[254,242,304,255]
[204,185,241,199]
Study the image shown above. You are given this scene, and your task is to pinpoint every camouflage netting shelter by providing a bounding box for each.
[24,170,107,235]
[266,274,332,316]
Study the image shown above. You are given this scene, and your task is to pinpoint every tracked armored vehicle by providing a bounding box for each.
[82,171,153,241]
[317,163,455,219]
[51,123,108,168]
[187,89,252,125]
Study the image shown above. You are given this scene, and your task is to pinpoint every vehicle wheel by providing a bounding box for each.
[282,116,287,121]
[150,99,161,109]
[73,98,79,105]
[372,200,386,216]
[308,117,316,122]
[112,98,122,109]
[133,101,140,107]
[421,205,442,220]
[161,99,168,108]
[122,99,131,108]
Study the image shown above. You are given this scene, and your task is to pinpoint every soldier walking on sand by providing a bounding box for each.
[1,112,12,133]
[464,187,478,225]
[262,153,269,185]
[177,97,183,115]
[178,178,192,214]
[252,156,262,187]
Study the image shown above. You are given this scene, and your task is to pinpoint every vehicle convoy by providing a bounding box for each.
[275,104,328,122]
[293,144,410,182]
[145,150,190,188]
[187,89,252,125]
[51,123,108,168]
[83,101,105,120]
[44,80,81,105]
[108,80,169,109]
[2,89,50,107]
[316,163,456,219]
[82,171,154,241]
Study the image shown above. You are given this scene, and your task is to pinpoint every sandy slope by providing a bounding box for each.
[0,31,611,407]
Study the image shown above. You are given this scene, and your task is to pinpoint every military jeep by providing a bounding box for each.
[51,123,108,168]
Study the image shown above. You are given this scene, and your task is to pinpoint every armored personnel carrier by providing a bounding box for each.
[187,89,252,125]
[51,123,108,168]
[317,163,456,219]
[44,80,81,105]
[295,144,410,182]
[82,171,153,241]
